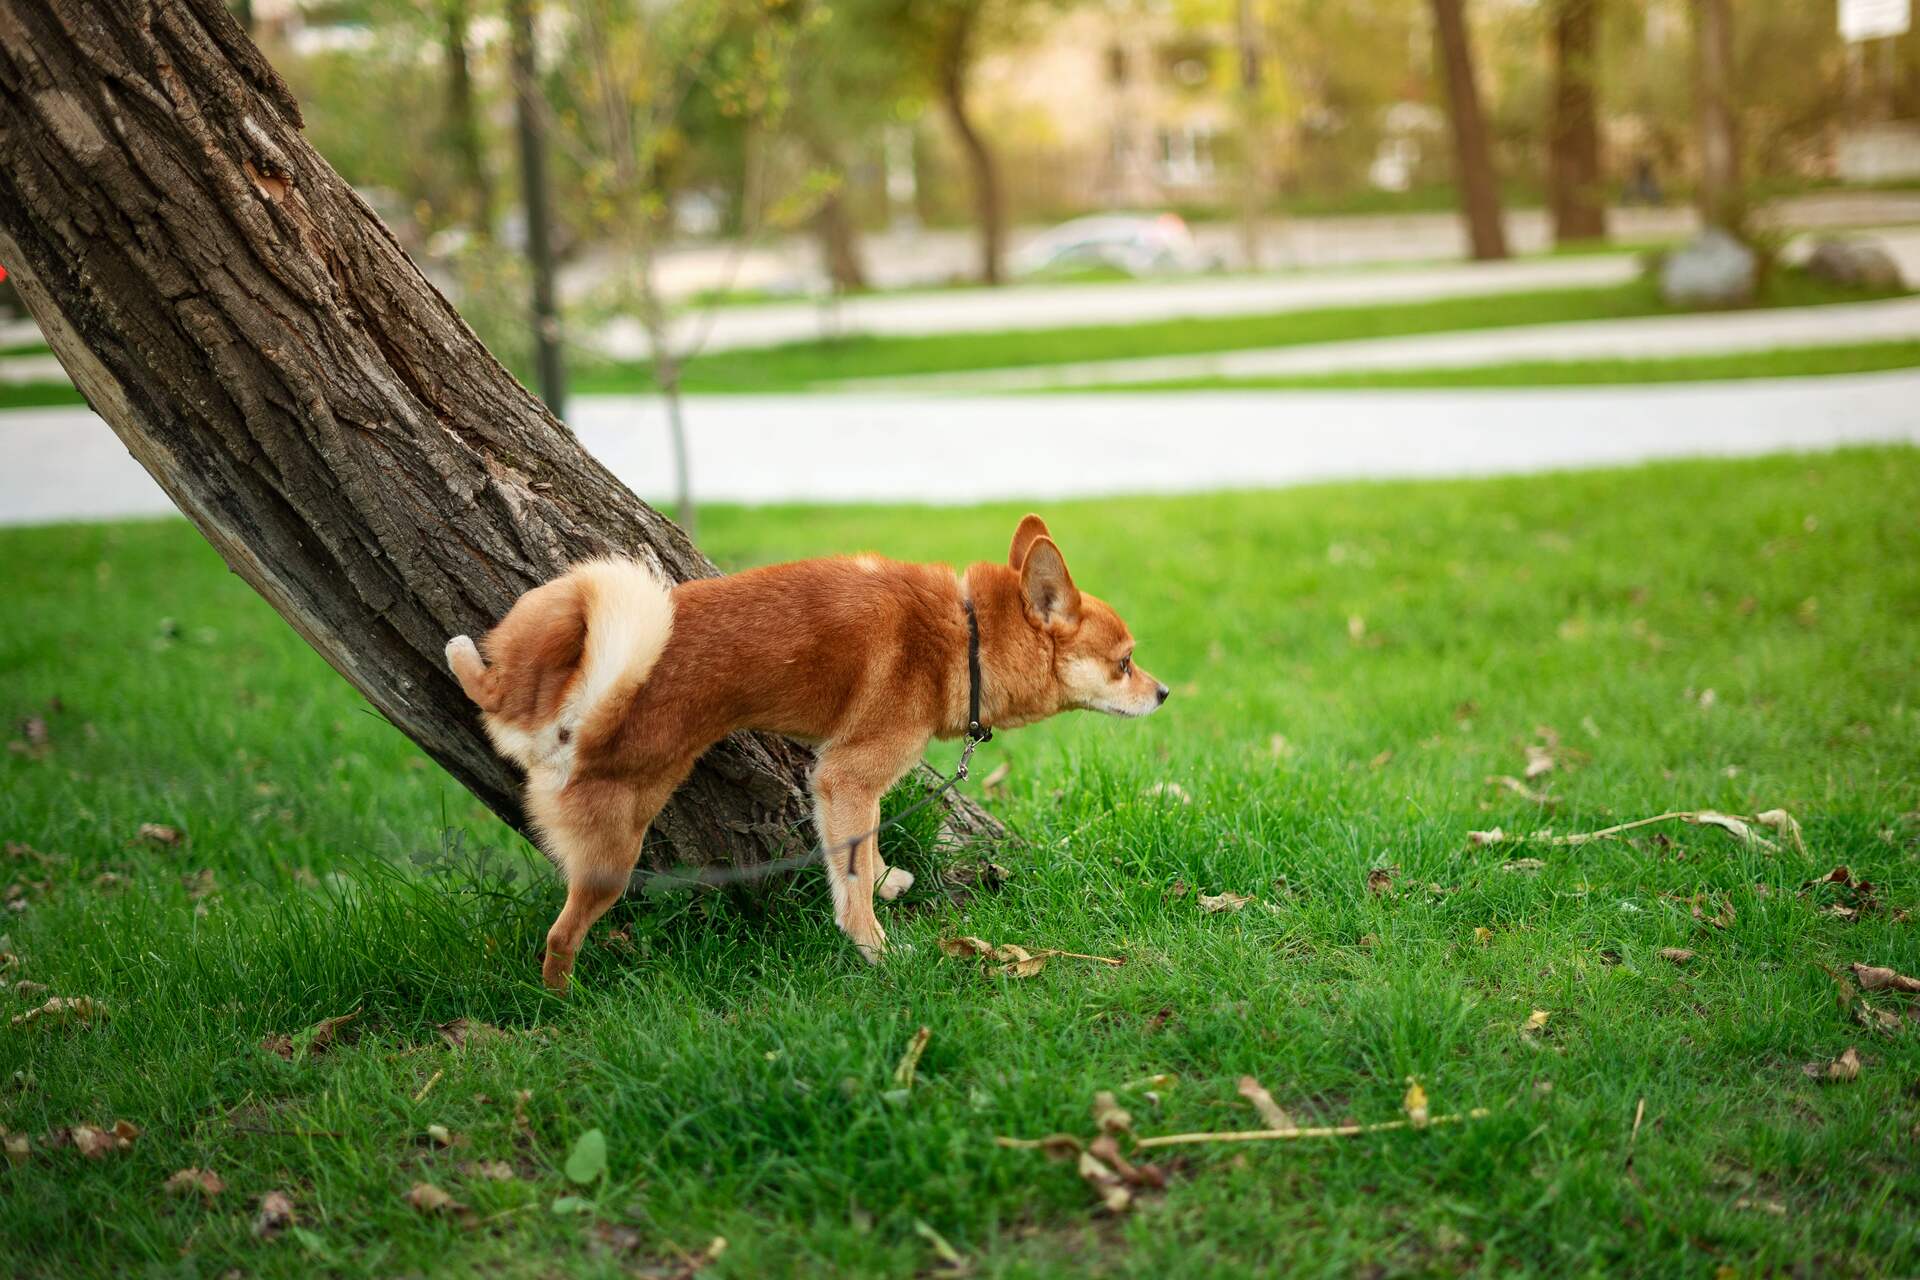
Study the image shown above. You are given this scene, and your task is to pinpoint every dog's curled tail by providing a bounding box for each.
[445,557,675,771]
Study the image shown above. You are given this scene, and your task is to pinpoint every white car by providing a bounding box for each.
[1010,213,1212,279]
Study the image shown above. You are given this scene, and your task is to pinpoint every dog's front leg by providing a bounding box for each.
[811,757,894,962]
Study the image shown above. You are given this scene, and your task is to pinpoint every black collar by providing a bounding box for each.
[964,600,993,743]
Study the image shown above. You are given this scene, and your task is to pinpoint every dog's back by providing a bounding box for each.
[446,557,674,775]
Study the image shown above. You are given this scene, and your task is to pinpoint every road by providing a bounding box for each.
[4,375,1916,525]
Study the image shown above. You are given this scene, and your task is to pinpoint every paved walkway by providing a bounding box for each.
[848,295,1920,392]
[4,375,1916,525]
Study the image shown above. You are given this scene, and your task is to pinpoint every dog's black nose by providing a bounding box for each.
[1155,683,1170,705]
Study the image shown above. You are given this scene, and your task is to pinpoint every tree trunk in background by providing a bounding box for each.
[1548,0,1607,244]
[443,0,494,234]
[1690,0,1740,229]
[0,0,999,871]
[813,186,871,293]
[1429,0,1509,260]
[507,0,566,417]
[936,7,1005,286]
[1235,0,1266,271]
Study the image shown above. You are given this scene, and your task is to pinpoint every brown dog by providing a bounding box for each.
[447,515,1167,989]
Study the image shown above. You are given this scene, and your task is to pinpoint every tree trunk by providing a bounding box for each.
[507,0,565,417]
[0,0,998,872]
[1236,0,1265,272]
[442,0,494,234]
[1548,0,1607,245]
[1429,0,1509,260]
[1690,0,1740,230]
[813,186,871,294]
[936,8,1005,286]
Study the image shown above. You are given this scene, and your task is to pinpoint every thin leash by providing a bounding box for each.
[632,600,994,896]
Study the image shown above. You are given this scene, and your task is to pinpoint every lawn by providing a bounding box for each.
[1071,339,1920,392]
[561,271,1895,394]
[3,449,1919,1277]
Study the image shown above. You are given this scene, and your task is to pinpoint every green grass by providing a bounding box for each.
[570,272,1901,393]
[4,450,1920,1276]
[1078,339,1920,392]
[0,381,89,411]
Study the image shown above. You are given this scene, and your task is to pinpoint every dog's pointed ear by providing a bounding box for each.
[1009,514,1052,569]
[1019,536,1080,628]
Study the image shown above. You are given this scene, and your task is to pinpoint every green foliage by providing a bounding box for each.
[2,450,1919,1273]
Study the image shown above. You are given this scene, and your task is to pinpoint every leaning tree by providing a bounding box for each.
[0,0,996,870]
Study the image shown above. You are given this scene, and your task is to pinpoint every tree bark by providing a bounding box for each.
[1429,0,1509,260]
[1690,0,1740,230]
[1235,0,1266,272]
[0,0,998,872]
[936,6,1005,286]
[1548,0,1607,245]
[813,185,871,294]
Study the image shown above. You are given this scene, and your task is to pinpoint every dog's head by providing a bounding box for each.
[1007,514,1168,719]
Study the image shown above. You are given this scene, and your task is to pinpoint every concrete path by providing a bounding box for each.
[4,375,1916,525]
[848,295,1920,392]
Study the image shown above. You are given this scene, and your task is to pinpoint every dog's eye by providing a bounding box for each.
[1117,656,1131,677]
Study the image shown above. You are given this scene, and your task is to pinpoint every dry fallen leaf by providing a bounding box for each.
[68,1122,138,1159]
[891,1026,932,1091]
[1689,894,1736,930]
[1091,1091,1133,1137]
[1803,1046,1862,1082]
[1402,1078,1430,1129]
[1366,867,1396,896]
[1472,926,1493,946]
[263,1009,361,1060]
[1850,963,1920,994]
[426,1124,456,1148]
[1235,1076,1296,1130]
[459,1159,516,1181]
[1521,1009,1551,1034]
[163,1167,225,1200]
[1468,828,1507,847]
[404,1182,462,1214]
[1660,947,1696,965]
[135,823,182,847]
[1198,891,1253,914]
[937,936,1120,979]
[437,1017,503,1049]
[1686,811,1774,849]
[1756,808,1806,854]
[10,995,104,1028]
[1077,1148,1133,1214]
[1523,744,1556,779]
[3,1133,28,1166]
[1088,1134,1166,1191]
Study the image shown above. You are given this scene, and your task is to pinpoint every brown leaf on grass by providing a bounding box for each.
[1088,1134,1166,1190]
[1850,963,1920,994]
[1467,828,1507,847]
[437,1017,504,1049]
[1076,1148,1134,1213]
[993,1133,1084,1161]
[892,1026,932,1091]
[1091,1091,1133,1137]
[1689,894,1736,930]
[262,1010,360,1060]
[163,1168,225,1200]
[1523,744,1556,780]
[10,995,104,1028]
[10,980,47,999]
[1473,926,1493,946]
[1486,775,1556,806]
[181,869,217,900]
[1521,1009,1551,1034]
[1366,866,1396,896]
[135,823,182,847]
[458,1159,516,1181]
[938,936,995,959]
[1198,891,1252,914]
[425,1124,458,1148]
[1235,1076,1296,1130]
[404,1182,463,1214]
[1660,947,1696,965]
[1756,809,1806,855]
[253,1191,295,1239]
[936,936,1120,978]
[68,1122,139,1158]
[3,1133,28,1165]
[1802,1046,1862,1082]
[1686,811,1774,849]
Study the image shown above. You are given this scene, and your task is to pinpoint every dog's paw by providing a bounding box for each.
[445,634,480,671]
[877,865,915,902]
[850,927,889,964]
